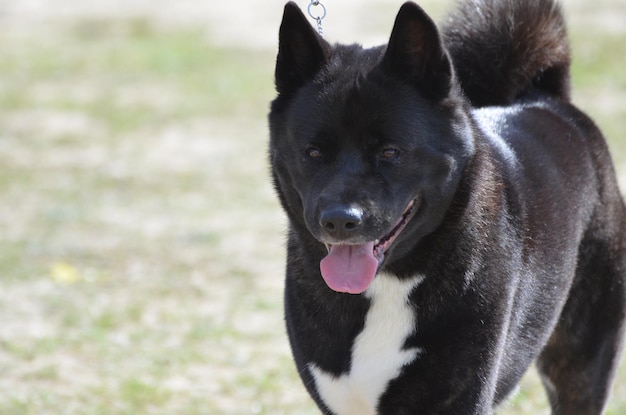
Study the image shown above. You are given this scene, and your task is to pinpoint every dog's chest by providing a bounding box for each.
[309,274,424,415]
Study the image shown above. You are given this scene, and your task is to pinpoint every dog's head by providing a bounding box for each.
[269,2,474,293]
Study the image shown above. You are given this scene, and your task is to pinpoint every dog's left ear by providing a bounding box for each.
[381,2,453,100]
[275,2,330,96]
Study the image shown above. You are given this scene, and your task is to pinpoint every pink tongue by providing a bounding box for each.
[319,242,378,294]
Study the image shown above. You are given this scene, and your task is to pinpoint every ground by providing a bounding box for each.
[0,0,625,414]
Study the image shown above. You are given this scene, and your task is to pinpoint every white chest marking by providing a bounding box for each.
[309,274,424,415]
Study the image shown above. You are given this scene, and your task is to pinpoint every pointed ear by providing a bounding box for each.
[381,2,453,100]
[275,2,330,95]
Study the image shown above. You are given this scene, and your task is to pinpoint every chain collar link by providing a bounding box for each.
[307,0,326,37]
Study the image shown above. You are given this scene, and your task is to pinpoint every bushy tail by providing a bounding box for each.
[442,0,571,107]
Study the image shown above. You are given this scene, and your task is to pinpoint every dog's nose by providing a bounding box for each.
[319,206,364,239]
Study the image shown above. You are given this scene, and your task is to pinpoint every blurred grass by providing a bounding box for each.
[571,30,626,170]
[0,18,293,415]
[0,4,624,415]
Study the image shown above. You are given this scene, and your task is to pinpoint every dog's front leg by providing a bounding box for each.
[374,298,516,415]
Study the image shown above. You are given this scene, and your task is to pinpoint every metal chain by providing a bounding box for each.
[307,0,326,37]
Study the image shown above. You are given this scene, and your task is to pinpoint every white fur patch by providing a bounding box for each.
[309,274,424,415]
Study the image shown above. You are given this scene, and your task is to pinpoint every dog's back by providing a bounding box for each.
[445,5,626,411]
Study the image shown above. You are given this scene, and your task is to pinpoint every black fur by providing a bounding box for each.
[269,0,626,413]
[443,0,571,106]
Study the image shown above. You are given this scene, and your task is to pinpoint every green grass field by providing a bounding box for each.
[0,2,625,414]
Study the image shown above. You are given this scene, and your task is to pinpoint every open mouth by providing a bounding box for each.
[319,198,419,294]
[373,198,417,263]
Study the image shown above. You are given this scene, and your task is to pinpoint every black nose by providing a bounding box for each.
[319,206,364,239]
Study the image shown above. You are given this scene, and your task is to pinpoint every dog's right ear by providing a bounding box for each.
[381,2,453,100]
[275,2,329,95]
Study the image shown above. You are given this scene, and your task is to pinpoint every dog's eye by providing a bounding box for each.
[305,146,323,159]
[380,148,400,160]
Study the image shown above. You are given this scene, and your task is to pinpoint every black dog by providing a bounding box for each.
[268,0,626,413]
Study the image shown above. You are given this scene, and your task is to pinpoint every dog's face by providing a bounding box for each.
[269,2,474,293]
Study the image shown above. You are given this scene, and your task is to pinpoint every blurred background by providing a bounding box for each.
[0,0,624,413]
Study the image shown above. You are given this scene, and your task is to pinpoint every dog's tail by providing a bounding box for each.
[442,0,570,107]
